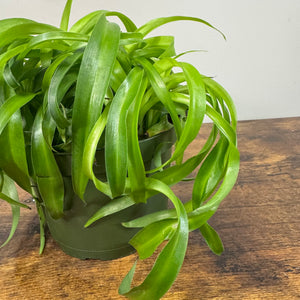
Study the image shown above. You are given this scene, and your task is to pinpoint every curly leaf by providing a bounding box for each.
[0,172,25,248]
[31,108,64,219]
[72,13,120,199]
[121,178,188,300]
[105,67,144,198]
[199,222,224,255]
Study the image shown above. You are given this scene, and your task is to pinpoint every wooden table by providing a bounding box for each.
[0,117,299,299]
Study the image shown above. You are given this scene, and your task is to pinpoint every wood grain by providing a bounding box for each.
[0,117,299,299]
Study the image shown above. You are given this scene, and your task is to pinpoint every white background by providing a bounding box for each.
[1,0,299,121]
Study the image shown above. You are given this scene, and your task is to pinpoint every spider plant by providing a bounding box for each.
[0,0,240,298]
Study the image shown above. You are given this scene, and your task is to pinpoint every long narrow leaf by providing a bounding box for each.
[122,178,188,299]
[189,143,240,217]
[85,195,135,228]
[127,77,148,202]
[0,204,19,248]
[72,13,120,199]
[0,18,36,33]
[206,105,236,145]
[0,173,23,248]
[60,0,73,31]
[119,261,138,295]
[170,62,206,163]
[199,222,224,255]
[48,51,82,128]
[31,108,64,219]
[137,16,225,39]
[69,10,107,34]
[0,192,30,209]
[0,93,36,136]
[204,77,237,129]
[0,109,31,192]
[19,31,88,59]
[0,23,60,48]
[82,104,111,197]
[129,219,176,259]
[36,201,46,254]
[42,52,72,91]
[0,44,28,72]
[192,138,229,208]
[105,67,144,197]
[107,11,137,32]
[135,57,182,140]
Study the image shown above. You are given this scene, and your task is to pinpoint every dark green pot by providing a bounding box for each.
[42,128,176,260]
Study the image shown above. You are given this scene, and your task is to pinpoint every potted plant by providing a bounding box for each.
[0,0,240,298]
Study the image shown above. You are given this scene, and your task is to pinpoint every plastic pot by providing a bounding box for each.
[41,128,176,260]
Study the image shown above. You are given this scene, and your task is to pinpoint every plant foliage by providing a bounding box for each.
[0,0,240,298]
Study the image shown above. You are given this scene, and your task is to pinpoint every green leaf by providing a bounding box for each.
[107,11,137,32]
[122,178,188,299]
[127,77,148,202]
[69,11,105,34]
[206,105,236,145]
[19,31,88,59]
[42,53,71,91]
[82,104,111,198]
[0,191,30,209]
[105,67,144,198]
[72,13,120,199]
[141,59,207,173]
[120,32,143,46]
[192,138,229,208]
[199,223,224,255]
[31,108,64,219]
[169,62,206,163]
[70,10,137,35]
[0,22,60,48]
[0,75,31,192]
[60,0,73,31]
[129,219,176,259]
[151,124,218,185]
[204,77,237,129]
[85,195,134,228]
[0,18,36,33]
[137,16,226,39]
[135,57,182,140]
[0,92,36,136]
[110,59,127,92]
[0,204,20,249]
[125,203,215,236]
[41,102,57,149]
[189,143,240,217]
[0,108,31,192]
[174,49,207,59]
[187,210,215,232]
[36,201,46,254]
[147,115,173,137]
[119,261,138,295]
[130,36,176,59]
[0,44,28,72]
[3,61,21,90]
[0,172,24,248]
[48,51,82,128]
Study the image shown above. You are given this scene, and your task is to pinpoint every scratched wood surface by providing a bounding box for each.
[0,117,299,299]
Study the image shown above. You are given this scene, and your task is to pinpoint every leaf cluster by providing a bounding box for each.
[0,0,240,299]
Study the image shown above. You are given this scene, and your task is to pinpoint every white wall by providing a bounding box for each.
[1,0,299,120]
